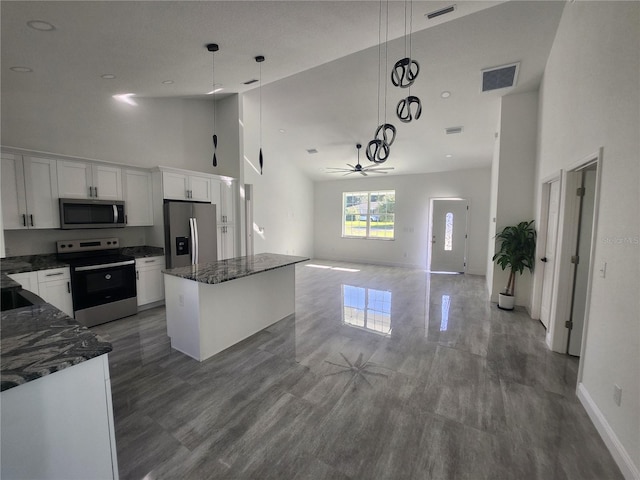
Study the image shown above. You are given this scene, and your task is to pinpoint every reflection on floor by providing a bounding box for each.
[93,261,623,480]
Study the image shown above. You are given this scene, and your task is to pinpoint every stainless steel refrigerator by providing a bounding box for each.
[164,200,217,269]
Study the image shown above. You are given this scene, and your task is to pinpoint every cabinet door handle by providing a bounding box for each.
[30,214,34,226]
[144,260,154,264]
[45,272,64,277]
[94,186,98,198]
[22,214,27,226]
[125,215,128,224]
[136,270,140,280]
[67,281,71,293]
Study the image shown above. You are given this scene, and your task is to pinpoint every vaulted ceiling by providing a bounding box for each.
[1,1,565,180]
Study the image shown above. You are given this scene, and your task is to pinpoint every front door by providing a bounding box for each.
[430,199,468,273]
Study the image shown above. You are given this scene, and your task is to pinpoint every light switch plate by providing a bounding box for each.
[599,261,607,278]
[613,384,622,406]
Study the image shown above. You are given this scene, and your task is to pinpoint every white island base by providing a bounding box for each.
[164,264,295,362]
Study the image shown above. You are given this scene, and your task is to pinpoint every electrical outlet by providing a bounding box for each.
[613,384,622,406]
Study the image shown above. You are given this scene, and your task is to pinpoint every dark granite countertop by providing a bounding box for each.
[1,274,22,292]
[1,303,112,392]
[0,246,164,275]
[163,253,309,285]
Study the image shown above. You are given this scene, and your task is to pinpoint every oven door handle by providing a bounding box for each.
[74,259,135,272]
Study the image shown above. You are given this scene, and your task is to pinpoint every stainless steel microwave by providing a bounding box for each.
[59,198,126,229]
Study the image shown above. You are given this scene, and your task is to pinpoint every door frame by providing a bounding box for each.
[543,148,602,380]
[427,197,469,272]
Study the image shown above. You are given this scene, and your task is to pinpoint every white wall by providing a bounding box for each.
[485,112,502,294]
[314,168,491,273]
[536,1,639,476]
[241,94,314,258]
[488,91,538,306]
[2,93,222,175]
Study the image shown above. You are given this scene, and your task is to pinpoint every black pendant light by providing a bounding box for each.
[394,0,422,123]
[255,55,265,175]
[207,43,219,167]
[366,0,396,164]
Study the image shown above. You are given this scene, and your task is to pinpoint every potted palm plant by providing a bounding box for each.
[492,220,536,310]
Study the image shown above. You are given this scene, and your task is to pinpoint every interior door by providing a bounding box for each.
[568,169,596,356]
[540,180,560,329]
[430,199,468,273]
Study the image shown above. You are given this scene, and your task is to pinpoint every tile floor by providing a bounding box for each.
[93,261,623,480]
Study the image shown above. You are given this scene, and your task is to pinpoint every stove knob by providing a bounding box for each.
[60,244,66,249]
[67,244,73,248]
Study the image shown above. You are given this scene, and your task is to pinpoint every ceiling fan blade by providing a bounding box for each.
[368,170,388,174]
[326,167,351,171]
[363,167,394,171]
[342,171,355,176]
[346,164,357,169]
[360,171,368,176]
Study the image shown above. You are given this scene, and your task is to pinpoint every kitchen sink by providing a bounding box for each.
[1,289,46,311]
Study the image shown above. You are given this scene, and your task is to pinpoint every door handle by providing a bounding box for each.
[541,257,548,262]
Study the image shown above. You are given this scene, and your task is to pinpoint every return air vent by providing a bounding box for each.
[426,5,456,20]
[244,79,258,85]
[481,62,520,92]
[445,126,463,135]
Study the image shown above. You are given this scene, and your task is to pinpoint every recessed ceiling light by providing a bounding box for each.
[279,129,286,134]
[445,154,453,158]
[162,80,174,85]
[101,74,116,79]
[10,66,32,73]
[113,93,138,106]
[27,20,55,31]
[441,91,451,98]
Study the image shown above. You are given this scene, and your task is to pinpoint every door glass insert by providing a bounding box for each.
[444,212,454,251]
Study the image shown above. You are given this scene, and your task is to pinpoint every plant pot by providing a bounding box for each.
[498,293,515,311]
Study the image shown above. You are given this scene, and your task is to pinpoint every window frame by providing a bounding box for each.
[342,190,395,240]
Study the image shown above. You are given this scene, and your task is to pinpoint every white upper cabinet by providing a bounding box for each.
[123,169,153,226]
[161,170,212,203]
[57,160,122,200]
[1,153,60,230]
[211,177,236,225]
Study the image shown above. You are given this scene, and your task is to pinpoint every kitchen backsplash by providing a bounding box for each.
[3,226,150,257]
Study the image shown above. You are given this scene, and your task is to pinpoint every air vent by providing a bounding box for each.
[481,62,520,92]
[244,79,258,85]
[445,126,463,135]
[306,148,318,154]
[426,5,456,20]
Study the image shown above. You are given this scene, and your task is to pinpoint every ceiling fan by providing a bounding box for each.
[326,143,395,176]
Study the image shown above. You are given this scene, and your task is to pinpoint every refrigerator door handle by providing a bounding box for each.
[189,217,196,265]
[193,217,199,264]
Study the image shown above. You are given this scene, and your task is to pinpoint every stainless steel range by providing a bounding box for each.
[57,237,137,327]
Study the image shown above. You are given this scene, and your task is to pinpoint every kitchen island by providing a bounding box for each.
[1,300,118,479]
[163,253,309,362]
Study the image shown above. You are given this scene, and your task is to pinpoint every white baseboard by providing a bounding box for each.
[577,383,640,480]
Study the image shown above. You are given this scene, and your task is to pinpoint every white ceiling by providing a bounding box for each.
[1,1,566,181]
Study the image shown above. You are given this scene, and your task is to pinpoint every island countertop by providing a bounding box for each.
[163,252,309,285]
[1,303,112,392]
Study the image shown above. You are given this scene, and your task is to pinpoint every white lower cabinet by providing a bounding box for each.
[37,268,73,317]
[9,268,73,317]
[136,256,165,306]
[7,271,39,295]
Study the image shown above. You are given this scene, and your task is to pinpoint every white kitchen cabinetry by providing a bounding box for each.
[1,153,60,230]
[123,169,154,226]
[37,267,73,317]
[8,268,74,317]
[136,256,165,307]
[218,225,236,260]
[162,170,211,202]
[211,177,236,225]
[57,160,122,200]
[7,271,39,295]
[1,355,118,480]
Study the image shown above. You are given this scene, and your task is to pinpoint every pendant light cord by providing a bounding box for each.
[212,51,216,132]
[384,0,389,124]
[259,61,262,148]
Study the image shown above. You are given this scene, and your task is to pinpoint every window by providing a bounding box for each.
[444,212,453,251]
[342,190,395,239]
